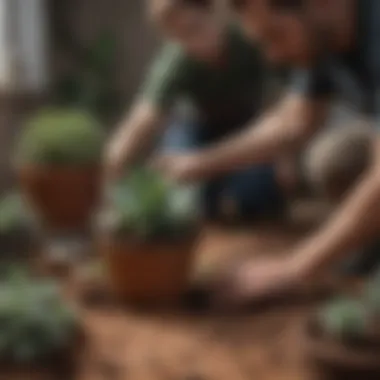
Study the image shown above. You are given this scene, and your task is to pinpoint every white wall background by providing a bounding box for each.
[0,0,10,89]
[0,0,49,93]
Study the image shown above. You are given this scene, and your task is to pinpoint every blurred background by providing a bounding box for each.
[0,2,376,380]
[0,0,359,192]
[0,0,160,190]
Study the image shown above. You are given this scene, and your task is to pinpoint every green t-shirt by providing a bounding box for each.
[141,26,269,129]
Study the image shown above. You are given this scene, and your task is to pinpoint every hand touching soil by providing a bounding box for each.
[211,256,303,310]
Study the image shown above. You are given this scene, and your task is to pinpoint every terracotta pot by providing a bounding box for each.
[99,235,197,305]
[302,316,380,380]
[18,165,100,231]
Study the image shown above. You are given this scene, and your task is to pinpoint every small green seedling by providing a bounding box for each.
[0,267,78,364]
[100,166,200,241]
[318,297,368,341]
[14,108,105,166]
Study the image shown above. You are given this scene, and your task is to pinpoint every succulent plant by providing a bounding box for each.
[99,167,200,240]
[317,297,368,341]
[14,108,105,166]
[0,267,78,364]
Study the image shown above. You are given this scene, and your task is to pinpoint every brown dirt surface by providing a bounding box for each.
[3,223,340,380]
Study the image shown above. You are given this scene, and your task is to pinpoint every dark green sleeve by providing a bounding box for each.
[140,44,188,110]
[289,64,334,99]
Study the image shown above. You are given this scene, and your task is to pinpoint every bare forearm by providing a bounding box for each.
[293,157,380,277]
[198,112,291,173]
[193,95,327,178]
[108,102,166,170]
[110,121,153,166]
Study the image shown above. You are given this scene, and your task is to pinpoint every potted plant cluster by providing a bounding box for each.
[0,267,82,377]
[0,191,37,258]
[14,108,105,232]
[97,167,200,305]
[303,271,380,380]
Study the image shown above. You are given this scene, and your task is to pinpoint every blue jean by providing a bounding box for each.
[160,120,285,221]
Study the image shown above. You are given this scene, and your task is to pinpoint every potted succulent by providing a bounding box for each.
[0,267,82,377]
[303,272,380,379]
[97,167,200,305]
[0,191,37,258]
[14,108,105,232]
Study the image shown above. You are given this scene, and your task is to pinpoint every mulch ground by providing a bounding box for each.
[2,223,343,380]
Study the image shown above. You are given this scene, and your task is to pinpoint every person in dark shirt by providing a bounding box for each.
[105,0,286,222]
[155,0,380,305]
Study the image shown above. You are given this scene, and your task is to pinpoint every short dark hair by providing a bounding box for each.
[232,0,304,11]
[177,0,213,8]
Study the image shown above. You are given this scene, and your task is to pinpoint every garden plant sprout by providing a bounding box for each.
[100,166,200,240]
[0,268,78,364]
[317,297,368,341]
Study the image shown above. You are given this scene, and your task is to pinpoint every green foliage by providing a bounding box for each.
[0,267,78,364]
[15,108,105,166]
[318,297,368,340]
[0,192,34,235]
[99,167,200,240]
[364,267,380,314]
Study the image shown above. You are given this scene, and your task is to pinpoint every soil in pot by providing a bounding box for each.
[100,235,197,307]
[18,166,100,232]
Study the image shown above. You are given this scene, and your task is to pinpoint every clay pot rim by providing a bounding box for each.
[302,316,380,369]
[100,229,200,245]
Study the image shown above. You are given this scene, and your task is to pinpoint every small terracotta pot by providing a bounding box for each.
[99,235,197,305]
[18,165,100,231]
[302,316,380,380]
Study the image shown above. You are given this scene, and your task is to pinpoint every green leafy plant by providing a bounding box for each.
[364,267,380,314]
[317,297,368,341]
[99,167,200,240]
[0,267,78,364]
[0,192,34,236]
[14,108,105,166]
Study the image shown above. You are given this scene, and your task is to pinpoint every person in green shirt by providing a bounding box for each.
[105,0,288,221]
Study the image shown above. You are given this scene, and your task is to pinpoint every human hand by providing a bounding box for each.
[152,153,203,183]
[212,256,304,309]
